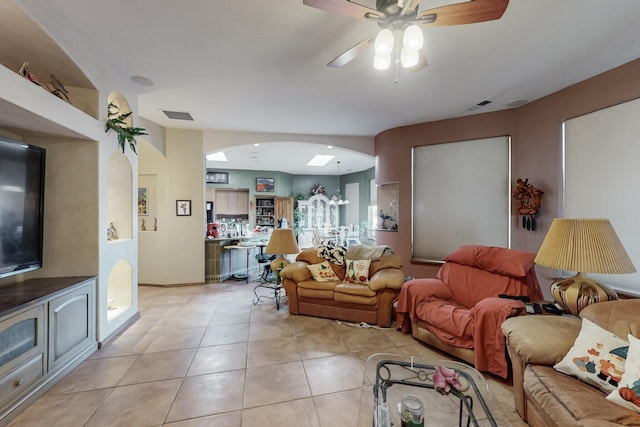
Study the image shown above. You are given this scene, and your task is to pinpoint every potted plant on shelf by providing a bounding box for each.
[104,102,148,154]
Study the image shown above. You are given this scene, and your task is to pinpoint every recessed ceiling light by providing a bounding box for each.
[507,99,528,108]
[307,155,335,166]
[206,152,228,162]
[131,75,154,87]
[328,145,333,149]
[254,143,260,147]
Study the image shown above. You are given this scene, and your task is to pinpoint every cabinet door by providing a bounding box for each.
[215,191,228,215]
[0,305,44,377]
[275,197,294,224]
[237,191,249,215]
[227,191,238,214]
[48,280,96,372]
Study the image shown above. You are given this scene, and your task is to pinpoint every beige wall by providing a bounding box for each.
[138,129,205,285]
[376,58,640,283]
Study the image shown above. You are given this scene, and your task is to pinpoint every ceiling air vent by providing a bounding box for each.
[162,110,194,121]
[466,99,492,112]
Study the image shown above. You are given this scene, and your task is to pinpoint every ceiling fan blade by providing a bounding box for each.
[328,34,375,68]
[303,0,380,20]
[417,0,509,27]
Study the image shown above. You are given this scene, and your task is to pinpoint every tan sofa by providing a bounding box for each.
[502,299,640,427]
[280,246,404,327]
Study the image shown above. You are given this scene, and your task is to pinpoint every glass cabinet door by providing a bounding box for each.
[0,305,44,374]
[308,194,332,229]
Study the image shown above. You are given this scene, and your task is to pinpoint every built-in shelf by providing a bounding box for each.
[0,64,101,141]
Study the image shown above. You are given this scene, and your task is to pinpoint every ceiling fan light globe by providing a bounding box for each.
[401,47,419,68]
[373,53,391,70]
[374,29,394,55]
[403,25,424,51]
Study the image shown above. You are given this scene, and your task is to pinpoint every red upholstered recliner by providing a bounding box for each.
[396,245,543,378]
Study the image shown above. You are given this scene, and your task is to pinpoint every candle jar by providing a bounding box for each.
[400,394,424,427]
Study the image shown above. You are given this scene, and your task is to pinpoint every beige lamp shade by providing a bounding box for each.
[266,229,300,274]
[535,218,636,315]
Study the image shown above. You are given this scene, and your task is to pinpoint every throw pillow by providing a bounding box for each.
[317,242,347,265]
[344,259,371,285]
[554,318,629,394]
[307,261,340,282]
[607,334,640,412]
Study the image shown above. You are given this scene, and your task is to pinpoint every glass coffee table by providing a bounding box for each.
[357,353,512,427]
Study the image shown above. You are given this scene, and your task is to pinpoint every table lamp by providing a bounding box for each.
[534,218,636,316]
[266,228,300,282]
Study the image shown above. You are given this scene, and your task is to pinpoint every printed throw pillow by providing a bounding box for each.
[344,259,371,285]
[607,334,640,412]
[554,318,629,394]
[317,242,347,265]
[307,261,340,282]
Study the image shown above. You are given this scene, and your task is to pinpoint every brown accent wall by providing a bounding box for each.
[376,58,640,280]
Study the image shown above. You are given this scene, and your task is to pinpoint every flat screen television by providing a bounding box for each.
[0,136,46,279]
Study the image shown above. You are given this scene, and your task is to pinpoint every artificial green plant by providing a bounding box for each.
[105,102,148,154]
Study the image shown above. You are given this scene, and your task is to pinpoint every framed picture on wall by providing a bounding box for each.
[138,187,148,216]
[377,182,398,231]
[176,200,191,216]
[206,171,229,184]
[256,178,275,192]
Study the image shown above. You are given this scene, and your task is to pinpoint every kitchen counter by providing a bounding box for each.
[205,237,269,283]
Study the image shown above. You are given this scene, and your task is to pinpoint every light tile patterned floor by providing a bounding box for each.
[8,281,528,426]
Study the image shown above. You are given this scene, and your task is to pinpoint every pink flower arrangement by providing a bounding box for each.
[433,366,463,397]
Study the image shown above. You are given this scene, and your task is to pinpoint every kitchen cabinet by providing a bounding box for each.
[215,190,249,215]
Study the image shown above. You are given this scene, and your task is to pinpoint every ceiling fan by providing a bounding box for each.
[304,0,509,71]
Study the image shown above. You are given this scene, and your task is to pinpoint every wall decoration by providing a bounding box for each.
[206,171,229,184]
[377,182,398,231]
[256,178,275,192]
[176,200,192,216]
[512,178,543,231]
[310,183,326,195]
[107,222,118,241]
[138,187,148,215]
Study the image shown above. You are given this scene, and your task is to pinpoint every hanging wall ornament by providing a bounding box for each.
[512,178,543,231]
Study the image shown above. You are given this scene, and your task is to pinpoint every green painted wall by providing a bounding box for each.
[207,167,375,227]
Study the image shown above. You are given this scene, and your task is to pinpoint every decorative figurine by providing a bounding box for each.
[140,219,146,231]
[107,222,119,240]
[17,61,42,86]
[48,73,70,102]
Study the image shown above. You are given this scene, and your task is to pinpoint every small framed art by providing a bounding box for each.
[256,177,274,192]
[138,187,148,216]
[176,200,191,216]
[206,171,229,184]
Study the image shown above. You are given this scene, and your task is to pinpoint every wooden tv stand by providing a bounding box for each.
[0,276,97,426]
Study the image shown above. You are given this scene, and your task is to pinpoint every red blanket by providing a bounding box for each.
[396,279,524,378]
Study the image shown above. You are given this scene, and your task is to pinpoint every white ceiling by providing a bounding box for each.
[11,0,640,174]
[206,141,375,176]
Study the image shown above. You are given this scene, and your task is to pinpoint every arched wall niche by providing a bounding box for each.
[106,259,133,320]
[107,91,133,127]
